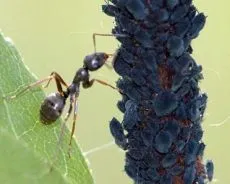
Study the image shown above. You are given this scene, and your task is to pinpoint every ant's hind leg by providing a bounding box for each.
[43,72,69,95]
[6,72,68,100]
[68,96,78,158]
[64,97,74,122]
[6,76,53,100]
[49,97,75,171]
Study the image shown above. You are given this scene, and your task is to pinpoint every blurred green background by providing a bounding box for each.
[0,0,229,183]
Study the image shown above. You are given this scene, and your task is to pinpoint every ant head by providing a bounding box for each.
[83,52,109,71]
[40,92,66,124]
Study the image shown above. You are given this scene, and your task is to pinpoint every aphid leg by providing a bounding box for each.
[92,33,127,53]
[6,76,53,100]
[83,78,123,94]
[68,96,78,158]
[104,0,109,5]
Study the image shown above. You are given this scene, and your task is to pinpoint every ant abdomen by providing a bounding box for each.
[40,92,66,124]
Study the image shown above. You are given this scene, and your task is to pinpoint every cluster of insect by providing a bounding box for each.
[6,33,124,156]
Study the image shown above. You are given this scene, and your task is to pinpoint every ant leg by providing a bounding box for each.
[83,78,123,94]
[43,72,69,95]
[49,98,74,171]
[6,72,68,100]
[68,96,78,158]
[93,33,127,53]
[6,76,53,100]
[43,77,53,89]
[51,72,68,88]
[64,97,74,122]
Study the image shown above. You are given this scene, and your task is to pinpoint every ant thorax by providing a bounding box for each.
[67,83,80,96]
[73,68,89,84]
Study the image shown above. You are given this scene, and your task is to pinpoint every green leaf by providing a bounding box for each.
[0,32,94,184]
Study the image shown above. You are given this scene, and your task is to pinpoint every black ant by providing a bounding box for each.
[6,33,125,157]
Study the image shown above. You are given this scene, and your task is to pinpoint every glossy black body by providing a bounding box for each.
[40,52,109,124]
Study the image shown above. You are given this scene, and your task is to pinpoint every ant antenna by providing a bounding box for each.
[92,33,127,53]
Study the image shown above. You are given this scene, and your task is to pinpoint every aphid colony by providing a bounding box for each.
[103,0,213,183]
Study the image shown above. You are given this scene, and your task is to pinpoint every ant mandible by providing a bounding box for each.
[7,33,125,156]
